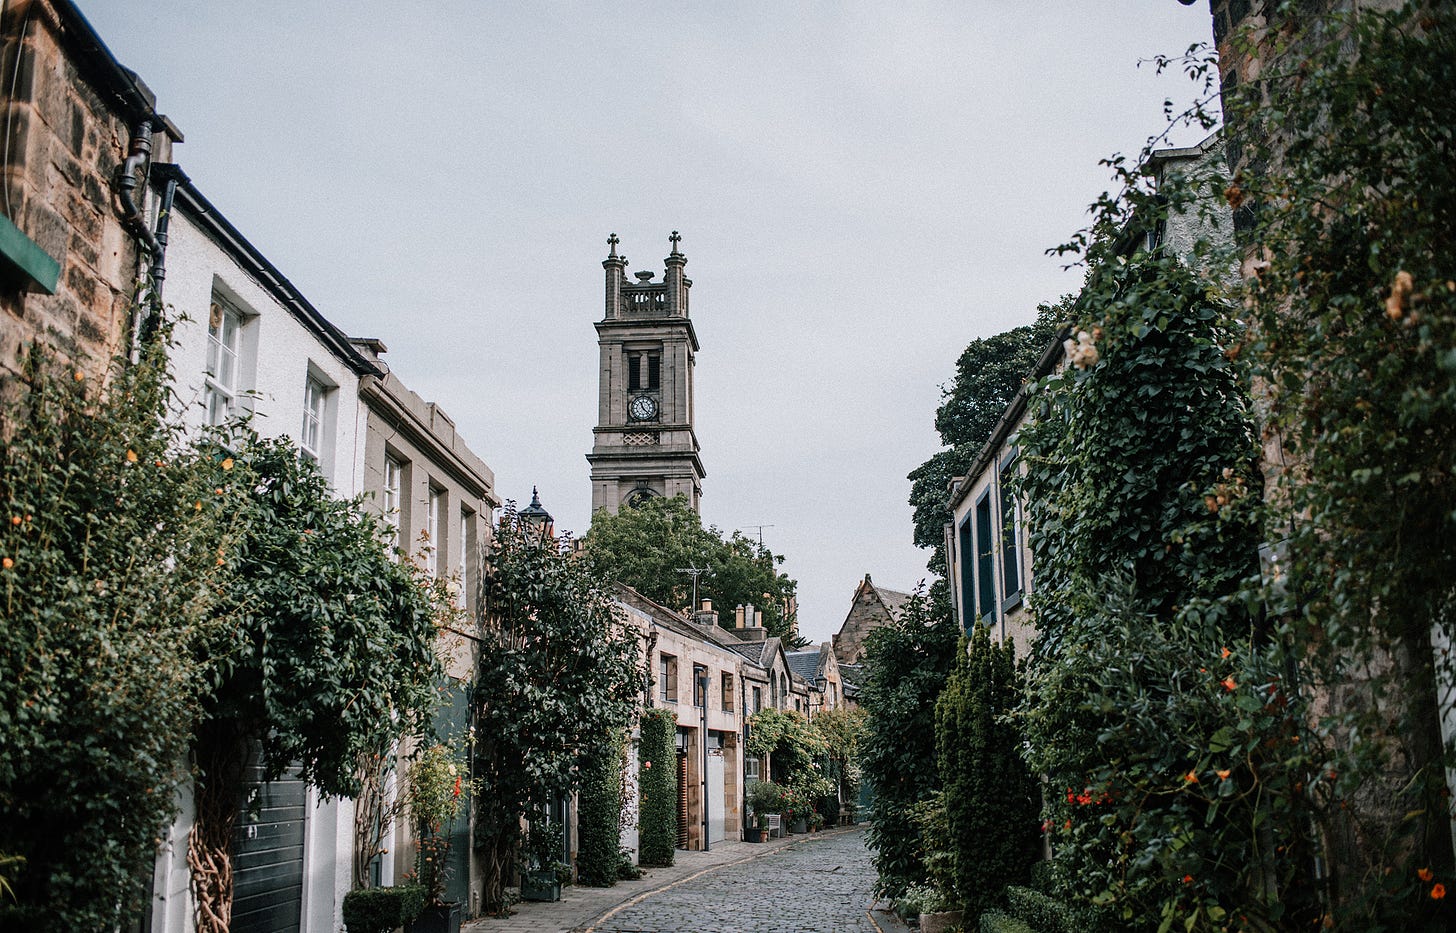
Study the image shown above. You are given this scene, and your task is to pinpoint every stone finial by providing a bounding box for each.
[607,233,620,258]
[669,230,682,255]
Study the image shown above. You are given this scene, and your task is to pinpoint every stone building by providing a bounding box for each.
[587,232,705,513]
[351,338,500,914]
[831,573,911,667]
[0,0,182,381]
[617,588,747,853]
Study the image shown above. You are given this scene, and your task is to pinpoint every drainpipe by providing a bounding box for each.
[117,121,161,259]
[135,162,186,345]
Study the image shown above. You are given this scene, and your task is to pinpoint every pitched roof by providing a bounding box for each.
[874,585,912,621]
[785,650,821,682]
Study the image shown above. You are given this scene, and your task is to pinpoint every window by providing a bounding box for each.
[1000,456,1022,608]
[752,686,762,713]
[426,487,443,576]
[721,673,734,713]
[204,300,242,425]
[958,516,975,629]
[459,507,476,610]
[976,491,996,620]
[692,665,707,708]
[627,350,661,391]
[382,456,403,550]
[659,654,678,702]
[300,375,326,463]
[745,756,760,781]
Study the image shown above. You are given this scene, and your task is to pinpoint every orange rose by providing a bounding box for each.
[1418,868,1434,882]
[1432,883,1446,900]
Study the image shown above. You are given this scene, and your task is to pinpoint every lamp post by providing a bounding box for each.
[699,668,710,852]
[518,486,554,543]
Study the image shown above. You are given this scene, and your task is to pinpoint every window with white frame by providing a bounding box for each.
[745,756,761,781]
[426,487,443,576]
[300,375,326,463]
[382,456,403,550]
[204,300,242,425]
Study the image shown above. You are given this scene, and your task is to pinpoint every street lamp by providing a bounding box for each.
[518,486,554,543]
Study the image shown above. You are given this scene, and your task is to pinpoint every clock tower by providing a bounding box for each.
[587,231,705,513]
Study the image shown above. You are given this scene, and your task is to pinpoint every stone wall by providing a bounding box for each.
[0,0,177,381]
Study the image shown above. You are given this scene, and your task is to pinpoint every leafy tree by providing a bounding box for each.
[859,586,960,898]
[746,707,831,800]
[189,435,448,933]
[637,708,678,867]
[907,302,1065,574]
[582,495,799,642]
[0,336,230,933]
[935,627,1039,923]
[472,509,646,910]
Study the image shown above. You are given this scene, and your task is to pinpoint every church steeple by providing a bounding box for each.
[587,232,705,514]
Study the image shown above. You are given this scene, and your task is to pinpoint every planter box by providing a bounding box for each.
[407,902,463,933]
[744,826,764,843]
[521,870,561,902]
[919,909,963,933]
[790,818,808,834]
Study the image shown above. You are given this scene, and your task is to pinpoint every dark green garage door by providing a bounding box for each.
[232,761,306,933]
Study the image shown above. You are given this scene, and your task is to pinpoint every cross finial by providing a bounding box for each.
[669,230,682,255]
[607,233,620,258]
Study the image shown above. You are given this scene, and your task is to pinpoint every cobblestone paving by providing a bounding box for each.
[587,827,882,933]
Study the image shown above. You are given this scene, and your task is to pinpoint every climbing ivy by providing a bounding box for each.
[576,730,626,886]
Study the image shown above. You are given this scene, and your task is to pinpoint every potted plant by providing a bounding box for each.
[405,744,472,933]
[520,818,564,902]
[744,781,784,842]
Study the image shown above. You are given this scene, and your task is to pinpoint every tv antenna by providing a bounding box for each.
[740,524,775,547]
[675,564,713,612]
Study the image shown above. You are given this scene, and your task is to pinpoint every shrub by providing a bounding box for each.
[746,779,786,826]
[979,909,1036,933]
[1003,886,1096,933]
[616,848,643,881]
[341,884,426,933]
[936,627,1039,920]
[637,708,677,866]
[577,732,625,886]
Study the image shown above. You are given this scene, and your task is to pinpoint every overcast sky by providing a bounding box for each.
[83,2,1218,646]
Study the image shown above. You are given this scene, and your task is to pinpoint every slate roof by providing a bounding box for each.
[874,584,912,621]
[727,641,769,665]
[785,649,821,683]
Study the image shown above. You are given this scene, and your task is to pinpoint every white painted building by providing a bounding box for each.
[144,175,384,933]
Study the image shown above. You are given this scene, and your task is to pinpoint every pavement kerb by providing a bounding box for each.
[574,826,860,933]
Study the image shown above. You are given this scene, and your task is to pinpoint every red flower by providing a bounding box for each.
[1418,867,1434,882]
[1221,677,1238,692]
[1183,874,1194,885]
[453,775,462,798]
[1432,883,1446,900]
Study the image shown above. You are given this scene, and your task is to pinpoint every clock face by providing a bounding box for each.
[629,395,659,422]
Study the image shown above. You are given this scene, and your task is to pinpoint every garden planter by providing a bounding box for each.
[521,869,562,902]
[918,909,963,933]
[744,826,763,843]
[407,902,463,933]
[790,817,807,834]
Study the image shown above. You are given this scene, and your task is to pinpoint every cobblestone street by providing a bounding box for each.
[584,827,890,933]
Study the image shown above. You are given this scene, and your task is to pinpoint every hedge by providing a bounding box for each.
[576,732,625,886]
[1003,885,1093,933]
[341,884,426,933]
[979,909,1037,933]
[637,709,677,867]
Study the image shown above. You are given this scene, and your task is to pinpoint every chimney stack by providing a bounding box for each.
[735,604,746,628]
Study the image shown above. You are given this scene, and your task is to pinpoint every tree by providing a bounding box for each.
[582,495,800,642]
[189,435,448,933]
[935,627,1039,923]
[0,335,229,933]
[859,586,960,899]
[472,508,645,911]
[907,302,1065,574]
